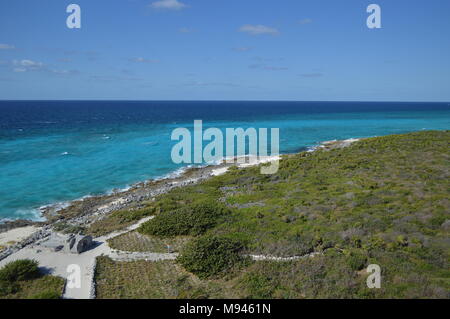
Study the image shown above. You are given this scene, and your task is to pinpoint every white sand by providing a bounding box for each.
[238,155,280,168]
[0,226,39,247]
[211,167,229,176]
[211,155,281,176]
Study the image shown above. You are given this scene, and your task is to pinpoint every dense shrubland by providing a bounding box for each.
[177,235,247,279]
[138,201,231,238]
[96,131,449,298]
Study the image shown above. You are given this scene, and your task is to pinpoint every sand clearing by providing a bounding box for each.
[0,226,39,247]
[211,155,280,176]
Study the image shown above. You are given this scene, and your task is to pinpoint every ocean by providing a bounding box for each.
[0,101,449,221]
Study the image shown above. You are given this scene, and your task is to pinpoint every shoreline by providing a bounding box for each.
[1,138,361,228]
[0,137,361,259]
[0,155,289,229]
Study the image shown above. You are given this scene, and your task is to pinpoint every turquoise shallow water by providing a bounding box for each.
[0,101,449,221]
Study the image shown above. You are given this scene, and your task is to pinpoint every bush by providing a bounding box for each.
[139,201,230,238]
[177,235,245,279]
[0,259,40,282]
[0,280,19,297]
[111,207,153,223]
[347,250,368,271]
[30,290,61,299]
[240,273,275,299]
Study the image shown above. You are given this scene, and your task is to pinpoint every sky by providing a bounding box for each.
[0,0,449,101]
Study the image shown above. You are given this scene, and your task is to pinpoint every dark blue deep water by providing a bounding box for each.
[0,101,449,220]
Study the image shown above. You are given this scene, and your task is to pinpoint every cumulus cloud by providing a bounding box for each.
[12,59,43,72]
[0,44,15,50]
[239,25,279,35]
[150,0,187,10]
[9,59,77,76]
[130,57,159,63]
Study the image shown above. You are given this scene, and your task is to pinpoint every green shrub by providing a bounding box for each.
[139,201,230,238]
[0,259,40,282]
[30,290,61,299]
[111,207,153,223]
[177,235,245,279]
[240,273,275,299]
[0,280,19,297]
[347,250,368,271]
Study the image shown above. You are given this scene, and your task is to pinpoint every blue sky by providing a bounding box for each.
[0,0,449,101]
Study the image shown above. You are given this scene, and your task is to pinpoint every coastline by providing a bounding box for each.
[0,137,361,259]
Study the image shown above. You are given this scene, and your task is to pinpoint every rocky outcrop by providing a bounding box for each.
[40,233,93,254]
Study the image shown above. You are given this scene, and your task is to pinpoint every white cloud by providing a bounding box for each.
[12,59,43,72]
[150,0,187,10]
[18,60,43,67]
[0,44,15,50]
[239,25,279,35]
[50,69,79,76]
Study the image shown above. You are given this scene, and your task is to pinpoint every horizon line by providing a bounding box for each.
[0,99,449,103]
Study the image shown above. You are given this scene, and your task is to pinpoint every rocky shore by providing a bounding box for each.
[0,138,360,263]
[0,161,234,262]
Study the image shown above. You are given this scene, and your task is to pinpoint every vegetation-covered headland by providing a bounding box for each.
[95,130,450,298]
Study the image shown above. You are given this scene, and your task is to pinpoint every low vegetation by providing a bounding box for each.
[95,256,241,299]
[177,235,247,279]
[86,207,154,237]
[0,259,64,299]
[108,231,190,253]
[95,131,450,298]
[138,201,231,238]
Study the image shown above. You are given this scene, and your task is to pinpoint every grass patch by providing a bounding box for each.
[138,201,231,238]
[86,207,154,237]
[108,231,190,253]
[94,256,241,299]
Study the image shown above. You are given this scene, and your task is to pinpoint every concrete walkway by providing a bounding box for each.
[0,216,178,299]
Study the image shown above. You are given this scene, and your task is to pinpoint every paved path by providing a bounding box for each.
[1,214,329,299]
[0,216,178,299]
[248,252,322,261]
